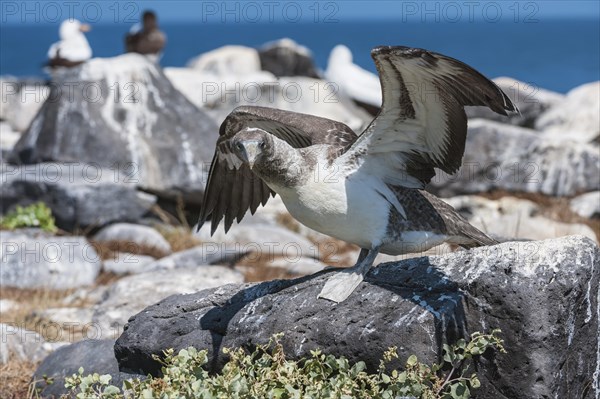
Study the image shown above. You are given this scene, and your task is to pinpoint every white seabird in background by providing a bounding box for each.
[47,19,92,68]
[325,44,382,111]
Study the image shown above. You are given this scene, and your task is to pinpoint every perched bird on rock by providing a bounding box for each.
[125,11,166,57]
[47,19,92,68]
[325,44,382,115]
[198,46,518,303]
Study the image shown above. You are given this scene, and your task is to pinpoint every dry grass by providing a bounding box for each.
[0,286,90,342]
[0,288,80,399]
[0,269,129,398]
[238,253,296,283]
[155,225,202,253]
[89,239,169,261]
[236,213,360,282]
[0,357,40,399]
[0,274,125,398]
[275,212,302,234]
[94,270,122,286]
[238,236,359,282]
[313,237,359,267]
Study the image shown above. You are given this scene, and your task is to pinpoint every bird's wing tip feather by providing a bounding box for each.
[371,45,416,57]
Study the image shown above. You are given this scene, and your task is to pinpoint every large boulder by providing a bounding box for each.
[165,67,371,132]
[0,229,101,289]
[196,223,319,260]
[0,122,20,160]
[115,236,599,399]
[93,223,172,255]
[536,81,600,143]
[258,38,321,79]
[1,163,156,231]
[444,195,598,242]
[0,77,49,132]
[102,253,156,275]
[163,66,275,116]
[8,54,219,202]
[570,191,600,219]
[1,323,67,364]
[465,77,564,128]
[33,339,143,399]
[430,119,600,197]
[144,245,248,271]
[186,45,262,76]
[36,307,94,327]
[175,45,277,115]
[91,266,244,334]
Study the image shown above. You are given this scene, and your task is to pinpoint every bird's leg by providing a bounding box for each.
[318,247,380,303]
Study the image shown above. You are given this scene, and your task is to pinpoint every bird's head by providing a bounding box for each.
[231,129,274,170]
[142,10,159,30]
[59,19,91,40]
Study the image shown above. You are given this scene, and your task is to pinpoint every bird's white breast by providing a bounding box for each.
[272,157,391,250]
[48,37,92,62]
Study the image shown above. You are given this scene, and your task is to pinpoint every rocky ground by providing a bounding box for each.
[1,39,599,398]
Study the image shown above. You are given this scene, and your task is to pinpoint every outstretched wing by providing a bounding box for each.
[198,106,357,234]
[342,46,518,188]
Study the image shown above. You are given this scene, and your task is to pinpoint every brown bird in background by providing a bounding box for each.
[125,11,166,56]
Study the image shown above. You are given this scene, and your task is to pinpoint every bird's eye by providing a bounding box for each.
[259,141,266,149]
[235,142,243,151]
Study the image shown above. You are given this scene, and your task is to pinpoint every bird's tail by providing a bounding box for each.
[459,225,500,249]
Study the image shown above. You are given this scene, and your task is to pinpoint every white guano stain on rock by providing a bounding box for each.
[590,246,600,398]
[359,320,376,340]
[594,284,600,399]
[566,302,576,347]
[393,305,420,327]
[584,248,596,324]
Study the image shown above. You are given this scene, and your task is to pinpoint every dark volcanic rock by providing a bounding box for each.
[9,53,218,203]
[33,339,143,399]
[258,38,321,78]
[1,163,156,230]
[115,236,599,399]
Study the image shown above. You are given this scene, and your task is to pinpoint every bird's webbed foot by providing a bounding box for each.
[317,248,379,303]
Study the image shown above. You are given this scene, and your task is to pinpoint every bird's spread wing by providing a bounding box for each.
[342,46,518,188]
[198,106,357,234]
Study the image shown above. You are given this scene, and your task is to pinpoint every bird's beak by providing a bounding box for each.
[240,141,262,169]
[79,24,91,32]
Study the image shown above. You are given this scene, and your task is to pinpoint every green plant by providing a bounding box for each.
[59,330,505,399]
[0,202,57,232]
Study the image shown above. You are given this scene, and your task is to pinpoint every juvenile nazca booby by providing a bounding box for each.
[198,46,518,303]
[47,19,92,68]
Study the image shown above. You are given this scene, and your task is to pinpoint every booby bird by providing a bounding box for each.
[125,11,166,56]
[325,44,382,114]
[198,46,518,303]
[47,19,92,68]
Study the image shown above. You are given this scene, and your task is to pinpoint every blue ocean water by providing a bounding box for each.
[1,19,598,93]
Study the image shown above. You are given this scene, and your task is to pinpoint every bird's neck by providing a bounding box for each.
[253,145,310,189]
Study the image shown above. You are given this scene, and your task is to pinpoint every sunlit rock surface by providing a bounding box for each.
[9,54,218,202]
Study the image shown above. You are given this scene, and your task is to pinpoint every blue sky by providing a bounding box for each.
[1,1,599,24]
